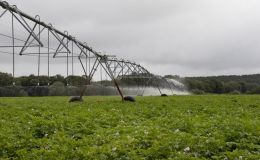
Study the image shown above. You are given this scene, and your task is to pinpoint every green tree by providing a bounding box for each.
[0,72,13,86]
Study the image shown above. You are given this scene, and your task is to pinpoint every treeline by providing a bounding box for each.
[0,72,87,87]
[0,72,117,97]
[4,71,260,96]
[184,74,260,94]
[0,72,156,87]
[0,71,156,97]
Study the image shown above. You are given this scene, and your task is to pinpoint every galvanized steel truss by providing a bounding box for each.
[0,1,173,100]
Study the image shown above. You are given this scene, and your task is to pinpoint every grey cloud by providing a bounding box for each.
[1,0,260,77]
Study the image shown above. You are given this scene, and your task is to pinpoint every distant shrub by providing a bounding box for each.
[229,90,241,95]
[0,86,28,97]
[249,87,260,94]
[17,89,28,97]
[0,87,14,97]
[66,86,81,96]
[48,81,65,96]
[191,89,205,95]
[25,86,49,96]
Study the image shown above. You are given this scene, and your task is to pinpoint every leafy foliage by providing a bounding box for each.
[0,95,259,159]
[184,74,260,94]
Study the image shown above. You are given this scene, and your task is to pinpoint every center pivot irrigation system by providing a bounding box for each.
[0,1,174,101]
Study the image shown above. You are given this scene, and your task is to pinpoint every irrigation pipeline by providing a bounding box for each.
[0,1,99,57]
[0,1,174,100]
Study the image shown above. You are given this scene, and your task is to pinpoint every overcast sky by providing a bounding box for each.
[1,0,260,77]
